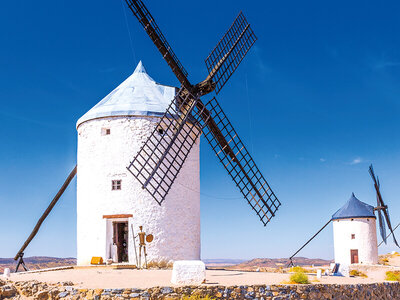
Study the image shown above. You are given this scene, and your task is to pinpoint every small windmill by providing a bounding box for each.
[288,165,399,268]
[124,0,281,226]
[369,164,399,247]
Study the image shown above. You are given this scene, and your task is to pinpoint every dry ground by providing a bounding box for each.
[7,267,393,289]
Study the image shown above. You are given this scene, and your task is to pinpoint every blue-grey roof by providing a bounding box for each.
[77,61,176,127]
[331,193,376,220]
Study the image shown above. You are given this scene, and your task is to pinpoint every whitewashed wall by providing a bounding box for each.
[76,116,200,265]
[333,218,378,266]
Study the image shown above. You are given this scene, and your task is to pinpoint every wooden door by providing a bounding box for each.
[351,249,359,264]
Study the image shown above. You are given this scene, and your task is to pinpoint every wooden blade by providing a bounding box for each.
[125,0,191,89]
[202,97,280,226]
[205,12,257,94]
[127,89,209,205]
[382,207,400,247]
[14,165,77,261]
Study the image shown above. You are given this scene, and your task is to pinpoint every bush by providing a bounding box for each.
[290,272,310,284]
[386,271,400,281]
[349,270,367,278]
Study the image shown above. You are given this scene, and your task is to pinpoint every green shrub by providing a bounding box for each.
[386,271,400,281]
[290,272,310,284]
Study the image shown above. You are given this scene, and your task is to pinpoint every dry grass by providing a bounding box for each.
[386,271,400,281]
[349,269,368,278]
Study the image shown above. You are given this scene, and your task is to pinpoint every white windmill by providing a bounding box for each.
[14,0,281,271]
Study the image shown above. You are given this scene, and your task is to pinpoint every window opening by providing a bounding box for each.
[112,180,122,190]
[102,128,111,136]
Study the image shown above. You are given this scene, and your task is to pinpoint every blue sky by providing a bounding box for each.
[0,0,399,260]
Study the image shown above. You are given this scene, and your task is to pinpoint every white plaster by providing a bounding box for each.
[76,116,200,265]
[333,217,378,269]
[171,260,206,285]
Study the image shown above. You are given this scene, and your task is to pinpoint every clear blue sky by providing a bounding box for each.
[1,0,399,260]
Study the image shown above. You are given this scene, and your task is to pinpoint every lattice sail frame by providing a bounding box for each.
[205,12,257,94]
[203,97,281,226]
[127,88,210,205]
[125,0,190,88]
[124,0,281,226]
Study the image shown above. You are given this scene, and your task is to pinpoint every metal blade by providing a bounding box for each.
[127,88,210,205]
[378,210,387,244]
[125,0,191,89]
[205,12,257,94]
[202,97,280,226]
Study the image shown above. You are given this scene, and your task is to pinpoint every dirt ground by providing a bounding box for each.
[8,267,395,289]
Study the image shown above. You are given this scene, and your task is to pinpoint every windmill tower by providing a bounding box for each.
[332,193,378,267]
[76,62,200,265]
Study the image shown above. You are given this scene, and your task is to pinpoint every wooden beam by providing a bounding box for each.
[103,214,133,219]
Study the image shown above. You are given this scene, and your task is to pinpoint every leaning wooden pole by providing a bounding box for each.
[14,165,77,270]
[287,219,331,267]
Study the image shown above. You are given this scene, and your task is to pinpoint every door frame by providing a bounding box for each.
[350,249,359,264]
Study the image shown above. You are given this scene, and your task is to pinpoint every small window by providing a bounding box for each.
[102,128,111,136]
[351,234,355,240]
[112,180,121,190]
[157,127,165,135]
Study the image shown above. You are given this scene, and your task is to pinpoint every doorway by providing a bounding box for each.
[351,249,359,264]
[113,222,128,263]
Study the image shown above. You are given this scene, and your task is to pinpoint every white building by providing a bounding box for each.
[332,193,378,269]
[76,61,200,266]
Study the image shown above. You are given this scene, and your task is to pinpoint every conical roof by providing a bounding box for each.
[77,61,176,127]
[331,193,376,220]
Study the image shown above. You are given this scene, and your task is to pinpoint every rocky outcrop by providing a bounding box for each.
[1,278,400,299]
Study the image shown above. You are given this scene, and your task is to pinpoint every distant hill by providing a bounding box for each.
[223,257,332,271]
[0,257,76,273]
[203,259,247,267]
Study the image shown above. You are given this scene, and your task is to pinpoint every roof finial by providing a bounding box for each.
[134,60,146,74]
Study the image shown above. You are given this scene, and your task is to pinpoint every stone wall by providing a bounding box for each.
[1,279,400,299]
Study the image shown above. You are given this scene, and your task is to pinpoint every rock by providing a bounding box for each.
[58,291,69,298]
[161,287,174,294]
[129,292,140,298]
[36,290,49,300]
[171,260,206,285]
[112,288,124,294]
[0,285,17,298]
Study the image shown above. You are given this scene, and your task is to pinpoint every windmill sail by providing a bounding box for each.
[127,89,208,205]
[378,210,387,244]
[205,12,257,94]
[203,97,281,225]
[124,0,281,226]
[124,0,191,89]
[369,164,399,247]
